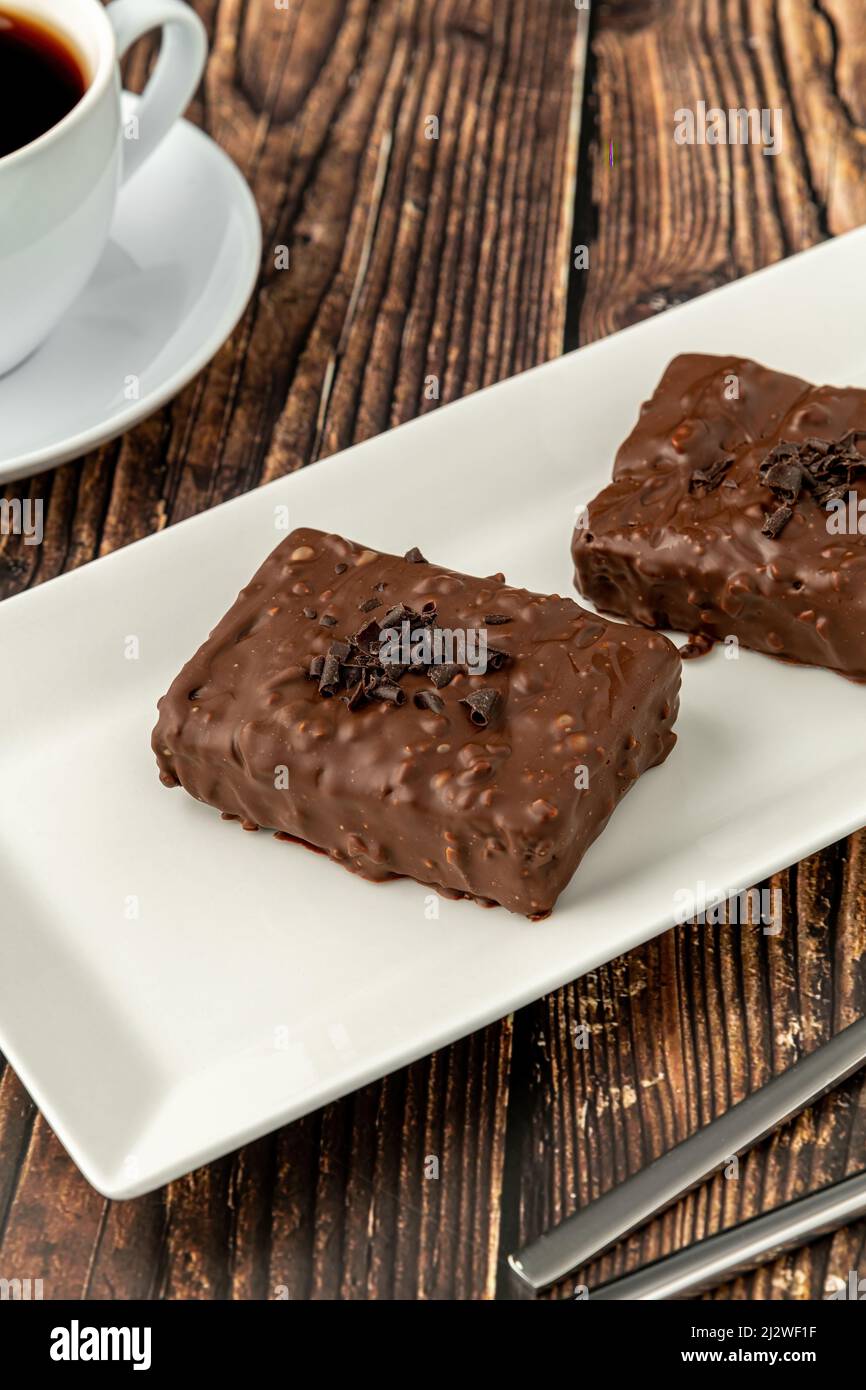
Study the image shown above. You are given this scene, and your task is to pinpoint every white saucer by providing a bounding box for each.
[0,96,261,484]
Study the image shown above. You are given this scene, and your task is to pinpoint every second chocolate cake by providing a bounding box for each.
[153,528,681,918]
[573,354,866,680]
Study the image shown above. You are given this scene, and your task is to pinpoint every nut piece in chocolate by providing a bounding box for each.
[153,528,681,918]
[573,353,866,680]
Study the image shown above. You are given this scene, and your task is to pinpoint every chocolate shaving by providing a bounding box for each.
[428,663,463,689]
[368,681,405,705]
[353,618,381,650]
[760,456,802,503]
[414,690,444,713]
[484,613,512,625]
[307,593,514,717]
[380,603,411,628]
[404,547,427,564]
[381,661,408,681]
[485,646,510,671]
[318,653,341,696]
[378,601,437,630]
[358,596,382,613]
[344,680,367,711]
[762,503,793,539]
[460,688,502,727]
[758,431,866,538]
[344,649,375,668]
[689,454,734,493]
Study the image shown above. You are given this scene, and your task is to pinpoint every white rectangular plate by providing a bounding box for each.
[3,230,866,1199]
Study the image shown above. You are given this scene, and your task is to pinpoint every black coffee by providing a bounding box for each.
[0,8,87,159]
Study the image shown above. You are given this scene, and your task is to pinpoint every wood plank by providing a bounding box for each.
[510,0,866,1301]
[0,0,583,1301]
[510,842,866,1300]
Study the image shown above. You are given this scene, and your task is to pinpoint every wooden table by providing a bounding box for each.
[1,0,865,1300]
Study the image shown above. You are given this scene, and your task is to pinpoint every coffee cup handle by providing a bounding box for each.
[105,0,208,185]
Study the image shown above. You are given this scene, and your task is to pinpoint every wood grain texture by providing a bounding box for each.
[0,0,582,1301]
[520,0,866,1301]
[571,0,866,346]
[508,844,866,1300]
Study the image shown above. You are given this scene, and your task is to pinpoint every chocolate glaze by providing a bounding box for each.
[153,528,681,918]
[573,354,866,679]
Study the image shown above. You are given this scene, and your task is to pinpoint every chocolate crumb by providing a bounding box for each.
[358,596,382,613]
[319,614,337,627]
[404,546,427,564]
[484,614,512,625]
[335,563,348,574]
[302,606,317,620]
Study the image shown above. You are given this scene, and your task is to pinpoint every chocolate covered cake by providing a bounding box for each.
[153,528,681,917]
[573,354,866,679]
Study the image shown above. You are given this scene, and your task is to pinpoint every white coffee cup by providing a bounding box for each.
[0,0,207,376]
